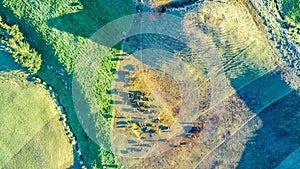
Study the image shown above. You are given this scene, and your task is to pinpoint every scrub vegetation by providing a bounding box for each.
[0,16,41,73]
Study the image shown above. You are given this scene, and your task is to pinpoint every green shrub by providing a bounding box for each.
[0,16,42,73]
[281,0,300,24]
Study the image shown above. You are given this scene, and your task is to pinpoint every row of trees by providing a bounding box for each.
[0,16,41,74]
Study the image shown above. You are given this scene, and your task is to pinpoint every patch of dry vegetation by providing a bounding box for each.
[113,1,289,168]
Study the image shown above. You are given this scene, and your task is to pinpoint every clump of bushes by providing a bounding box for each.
[281,0,300,24]
[0,16,41,74]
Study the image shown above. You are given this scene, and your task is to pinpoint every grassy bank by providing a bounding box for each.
[0,71,73,168]
[0,0,134,168]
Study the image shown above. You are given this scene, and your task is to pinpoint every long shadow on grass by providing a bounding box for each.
[119,28,300,168]
[47,0,203,39]
[233,72,300,168]
[47,0,134,39]
[0,49,23,71]
[47,1,300,168]
[0,2,102,168]
[192,67,300,168]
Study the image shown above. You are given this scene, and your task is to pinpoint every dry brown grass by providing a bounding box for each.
[112,0,287,168]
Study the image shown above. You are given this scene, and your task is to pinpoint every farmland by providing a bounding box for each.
[0,0,299,168]
[1,0,134,168]
[0,70,73,168]
[109,0,300,168]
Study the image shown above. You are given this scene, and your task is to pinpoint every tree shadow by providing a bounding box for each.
[0,49,23,71]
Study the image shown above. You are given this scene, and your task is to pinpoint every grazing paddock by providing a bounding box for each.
[0,71,73,168]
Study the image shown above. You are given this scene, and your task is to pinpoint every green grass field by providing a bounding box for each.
[1,0,298,168]
[0,0,134,168]
[280,0,300,24]
[0,71,73,169]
